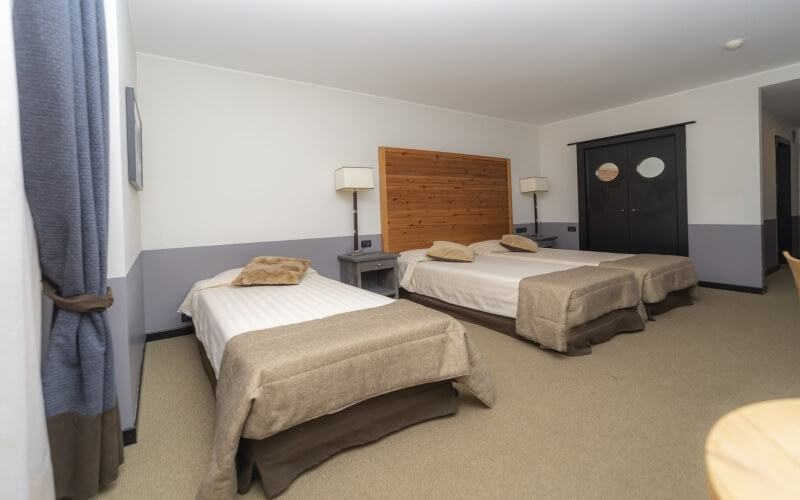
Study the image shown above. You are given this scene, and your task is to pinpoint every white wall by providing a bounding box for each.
[760,109,795,221]
[1,1,55,495]
[106,0,141,278]
[538,62,800,227]
[104,0,143,431]
[137,55,538,251]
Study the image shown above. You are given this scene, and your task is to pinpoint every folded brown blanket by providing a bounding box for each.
[516,266,645,352]
[197,300,495,500]
[599,254,698,304]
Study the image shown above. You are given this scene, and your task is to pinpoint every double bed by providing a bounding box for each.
[180,265,495,499]
[397,249,647,355]
[378,146,699,354]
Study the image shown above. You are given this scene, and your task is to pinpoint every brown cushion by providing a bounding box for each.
[500,234,538,252]
[426,241,474,262]
[232,256,312,286]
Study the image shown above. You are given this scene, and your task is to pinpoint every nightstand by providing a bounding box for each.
[338,251,399,298]
[526,234,558,248]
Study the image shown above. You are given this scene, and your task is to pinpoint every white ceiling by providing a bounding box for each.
[127,0,800,126]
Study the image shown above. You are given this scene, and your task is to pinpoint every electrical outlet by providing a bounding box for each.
[515,227,528,234]
[360,240,372,248]
[567,226,576,232]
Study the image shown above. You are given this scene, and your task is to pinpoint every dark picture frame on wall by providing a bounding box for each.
[126,86,143,190]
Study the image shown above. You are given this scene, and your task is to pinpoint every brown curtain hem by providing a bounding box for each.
[48,404,124,499]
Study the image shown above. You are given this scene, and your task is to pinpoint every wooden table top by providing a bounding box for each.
[705,398,800,499]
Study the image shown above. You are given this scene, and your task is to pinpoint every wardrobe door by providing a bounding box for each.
[584,144,630,253]
[627,136,679,255]
[578,124,688,257]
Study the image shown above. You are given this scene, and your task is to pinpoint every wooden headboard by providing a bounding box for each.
[379,147,513,253]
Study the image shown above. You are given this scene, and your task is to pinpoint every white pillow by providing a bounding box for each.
[500,234,538,252]
[427,241,474,262]
[468,239,509,256]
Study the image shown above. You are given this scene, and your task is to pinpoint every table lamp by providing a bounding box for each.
[335,166,374,254]
[520,177,549,236]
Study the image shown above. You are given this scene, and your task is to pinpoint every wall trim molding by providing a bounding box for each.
[123,326,196,445]
[122,427,137,446]
[146,325,195,342]
[698,281,765,294]
[122,338,149,447]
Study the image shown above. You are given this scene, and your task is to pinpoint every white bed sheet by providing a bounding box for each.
[188,273,394,376]
[399,253,574,318]
[495,247,633,266]
[468,239,632,266]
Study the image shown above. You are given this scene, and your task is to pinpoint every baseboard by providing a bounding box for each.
[698,281,765,294]
[125,326,196,446]
[122,427,137,446]
[145,325,195,342]
[765,264,781,276]
[123,340,148,448]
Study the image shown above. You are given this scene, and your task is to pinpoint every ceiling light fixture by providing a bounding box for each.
[725,38,744,50]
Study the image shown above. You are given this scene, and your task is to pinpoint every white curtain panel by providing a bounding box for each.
[0,0,55,498]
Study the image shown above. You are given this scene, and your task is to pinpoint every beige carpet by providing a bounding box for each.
[98,269,800,500]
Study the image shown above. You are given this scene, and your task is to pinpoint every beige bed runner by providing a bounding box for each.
[197,299,495,500]
[598,254,699,304]
[516,266,646,352]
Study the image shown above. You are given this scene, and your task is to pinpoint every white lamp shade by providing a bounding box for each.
[335,167,374,191]
[520,177,549,193]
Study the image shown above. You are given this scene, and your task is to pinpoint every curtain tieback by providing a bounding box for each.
[42,279,114,313]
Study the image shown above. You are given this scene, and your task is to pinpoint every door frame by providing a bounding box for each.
[575,123,689,256]
[775,135,792,264]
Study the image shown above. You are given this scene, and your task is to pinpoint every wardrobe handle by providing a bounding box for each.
[631,208,637,213]
[620,209,625,212]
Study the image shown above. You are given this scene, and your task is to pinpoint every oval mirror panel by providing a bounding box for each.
[636,157,665,178]
[596,162,619,182]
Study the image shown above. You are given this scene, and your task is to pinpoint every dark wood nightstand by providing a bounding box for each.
[338,251,399,298]
[526,234,558,248]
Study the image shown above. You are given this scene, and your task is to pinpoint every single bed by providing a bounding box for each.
[468,240,699,316]
[180,266,495,499]
[398,250,647,355]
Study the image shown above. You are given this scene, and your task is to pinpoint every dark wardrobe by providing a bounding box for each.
[576,124,689,256]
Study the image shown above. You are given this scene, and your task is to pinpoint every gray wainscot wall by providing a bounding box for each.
[142,234,381,334]
[688,224,764,290]
[762,219,779,273]
[517,222,766,291]
[512,222,580,249]
[106,253,146,432]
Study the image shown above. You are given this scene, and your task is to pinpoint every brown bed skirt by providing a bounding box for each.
[645,287,694,316]
[400,290,644,356]
[197,341,458,497]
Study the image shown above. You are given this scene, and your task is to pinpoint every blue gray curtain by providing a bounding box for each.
[13,0,123,498]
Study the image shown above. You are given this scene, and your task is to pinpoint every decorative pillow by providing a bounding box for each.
[500,234,538,253]
[426,241,474,262]
[468,239,509,256]
[232,256,312,286]
[178,267,243,317]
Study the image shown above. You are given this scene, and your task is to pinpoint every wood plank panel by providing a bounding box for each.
[379,147,512,253]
